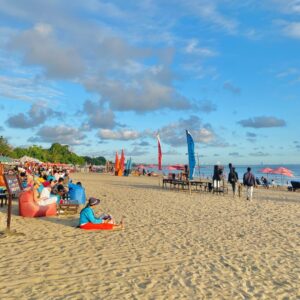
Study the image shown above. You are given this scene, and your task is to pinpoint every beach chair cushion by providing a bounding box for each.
[80,222,114,230]
[19,190,57,218]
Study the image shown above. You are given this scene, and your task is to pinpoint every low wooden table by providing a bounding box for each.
[58,203,79,215]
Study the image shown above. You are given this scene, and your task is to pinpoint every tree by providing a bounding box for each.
[0,136,13,156]
[83,156,106,165]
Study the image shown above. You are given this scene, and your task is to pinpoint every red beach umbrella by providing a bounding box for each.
[136,164,145,169]
[271,167,294,184]
[170,164,185,171]
[147,164,156,168]
[271,167,293,175]
[166,166,177,171]
[259,167,274,174]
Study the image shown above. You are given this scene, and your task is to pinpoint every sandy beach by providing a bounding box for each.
[0,173,299,299]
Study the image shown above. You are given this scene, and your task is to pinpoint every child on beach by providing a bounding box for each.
[79,197,124,230]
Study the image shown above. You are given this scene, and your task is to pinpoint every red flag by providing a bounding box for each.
[157,134,162,170]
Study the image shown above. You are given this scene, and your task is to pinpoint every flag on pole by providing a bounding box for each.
[118,149,125,176]
[125,157,132,176]
[114,152,119,176]
[157,134,162,170]
[186,130,196,180]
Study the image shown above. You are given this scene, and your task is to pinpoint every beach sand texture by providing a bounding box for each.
[0,173,299,299]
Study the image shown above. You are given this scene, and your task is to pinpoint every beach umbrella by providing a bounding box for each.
[259,167,274,174]
[0,156,14,163]
[147,164,156,168]
[259,167,274,179]
[166,166,177,171]
[271,167,294,184]
[136,164,145,169]
[272,167,293,175]
[170,164,185,171]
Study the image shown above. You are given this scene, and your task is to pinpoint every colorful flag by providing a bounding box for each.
[125,157,132,176]
[118,149,125,176]
[186,130,196,180]
[114,152,119,176]
[157,134,162,170]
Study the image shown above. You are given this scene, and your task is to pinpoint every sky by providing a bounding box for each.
[0,0,300,165]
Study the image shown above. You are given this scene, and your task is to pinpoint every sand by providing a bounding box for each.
[0,173,299,299]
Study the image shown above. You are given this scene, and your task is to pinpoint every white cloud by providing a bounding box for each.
[98,129,140,140]
[185,39,217,57]
[83,100,116,129]
[6,102,58,128]
[158,115,216,146]
[8,23,85,78]
[238,116,286,128]
[29,125,86,145]
[282,22,300,38]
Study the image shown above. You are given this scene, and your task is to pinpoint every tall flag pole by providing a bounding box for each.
[157,134,162,170]
[186,130,196,180]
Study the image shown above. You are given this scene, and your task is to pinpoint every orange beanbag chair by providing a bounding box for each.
[19,190,57,218]
[0,175,5,187]
[80,223,114,230]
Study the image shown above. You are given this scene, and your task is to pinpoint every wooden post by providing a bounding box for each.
[7,195,12,230]
[3,173,22,232]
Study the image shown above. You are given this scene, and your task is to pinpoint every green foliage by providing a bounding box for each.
[0,136,13,156]
[2,137,104,166]
[83,156,106,166]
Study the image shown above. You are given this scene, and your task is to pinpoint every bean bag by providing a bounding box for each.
[80,223,114,230]
[68,183,86,205]
[19,190,57,218]
[0,175,5,187]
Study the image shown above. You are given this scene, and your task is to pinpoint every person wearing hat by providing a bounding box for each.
[79,197,124,230]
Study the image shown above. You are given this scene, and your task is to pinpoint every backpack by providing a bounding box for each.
[243,172,254,186]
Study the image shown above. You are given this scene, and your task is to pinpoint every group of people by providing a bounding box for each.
[18,166,69,206]
[227,164,256,201]
[15,163,124,231]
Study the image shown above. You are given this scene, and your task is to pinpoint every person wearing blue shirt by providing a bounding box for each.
[79,197,124,230]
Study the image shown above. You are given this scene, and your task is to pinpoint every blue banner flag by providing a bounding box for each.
[124,157,132,176]
[186,130,196,180]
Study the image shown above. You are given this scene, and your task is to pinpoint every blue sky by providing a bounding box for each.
[0,0,300,164]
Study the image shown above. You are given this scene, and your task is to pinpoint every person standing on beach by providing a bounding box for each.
[213,165,222,191]
[243,167,256,201]
[228,167,239,196]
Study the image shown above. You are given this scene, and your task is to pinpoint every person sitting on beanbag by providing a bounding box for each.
[79,197,124,230]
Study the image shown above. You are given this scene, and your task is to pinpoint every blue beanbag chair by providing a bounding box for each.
[68,183,86,205]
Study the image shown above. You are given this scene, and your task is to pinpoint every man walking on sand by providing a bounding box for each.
[243,167,256,201]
